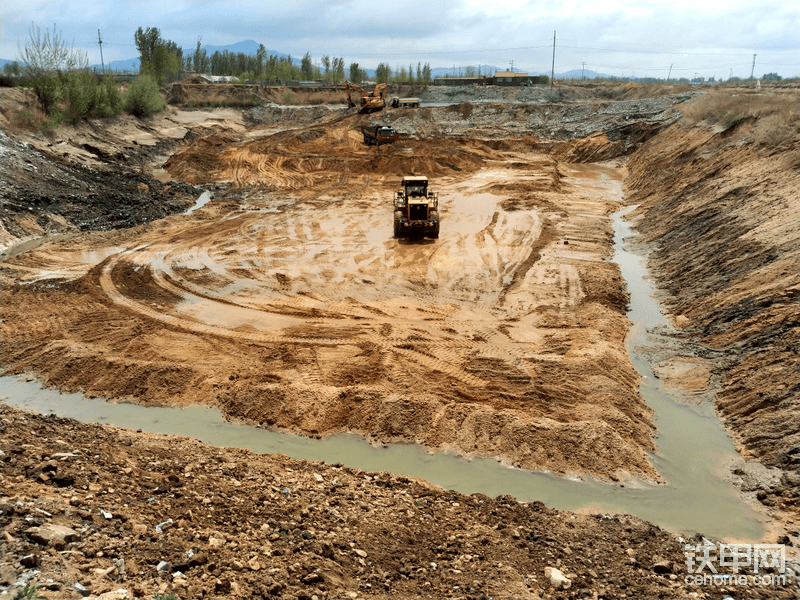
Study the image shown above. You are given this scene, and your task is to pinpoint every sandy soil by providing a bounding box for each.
[1,102,659,483]
[1,80,798,599]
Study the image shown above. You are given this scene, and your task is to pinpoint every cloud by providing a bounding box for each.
[1,0,797,78]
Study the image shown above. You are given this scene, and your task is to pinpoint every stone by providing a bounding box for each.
[26,523,80,546]
[156,561,171,572]
[544,566,571,590]
[653,560,672,574]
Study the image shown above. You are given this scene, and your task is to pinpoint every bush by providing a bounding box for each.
[62,73,124,123]
[99,76,123,116]
[30,72,62,115]
[63,72,96,123]
[124,74,164,117]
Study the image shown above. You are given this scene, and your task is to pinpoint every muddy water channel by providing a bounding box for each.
[1,165,764,542]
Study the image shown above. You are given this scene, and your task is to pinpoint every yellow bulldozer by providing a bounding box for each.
[346,81,387,113]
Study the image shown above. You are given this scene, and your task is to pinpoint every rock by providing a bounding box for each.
[302,572,321,584]
[354,549,367,558]
[545,566,571,589]
[653,560,672,574]
[51,472,76,487]
[156,561,171,572]
[132,523,147,537]
[0,564,18,586]
[20,554,40,568]
[26,523,80,546]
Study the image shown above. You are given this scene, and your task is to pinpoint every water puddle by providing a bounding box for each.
[186,191,213,214]
[0,166,765,542]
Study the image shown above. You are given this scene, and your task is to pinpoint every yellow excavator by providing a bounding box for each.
[345,81,387,113]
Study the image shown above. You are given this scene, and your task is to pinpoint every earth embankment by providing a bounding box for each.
[624,91,799,510]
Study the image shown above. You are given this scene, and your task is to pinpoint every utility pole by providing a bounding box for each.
[667,63,672,83]
[97,29,105,75]
[551,30,556,87]
[509,60,514,73]
[581,61,586,80]
[750,54,756,79]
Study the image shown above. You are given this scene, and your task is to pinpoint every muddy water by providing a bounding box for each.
[1,165,765,542]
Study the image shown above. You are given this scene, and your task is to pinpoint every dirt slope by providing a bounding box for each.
[624,93,799,509]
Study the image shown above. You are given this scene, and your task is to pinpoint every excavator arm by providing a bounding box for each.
[346,81,387,113]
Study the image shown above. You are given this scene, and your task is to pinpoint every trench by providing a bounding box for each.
[0,165,765,542]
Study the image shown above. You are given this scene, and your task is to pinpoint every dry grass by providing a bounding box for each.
[680,89,799,145]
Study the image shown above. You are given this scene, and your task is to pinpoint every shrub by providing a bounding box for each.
[30,72,62,115]
[63,71,97,123]
[62,73,123,123]
[99,76,123,116]
[124,74,164,118]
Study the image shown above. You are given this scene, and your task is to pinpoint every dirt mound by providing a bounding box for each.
[164,114,497,187]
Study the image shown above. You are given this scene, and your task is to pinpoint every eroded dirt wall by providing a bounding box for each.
[624,120,799,483]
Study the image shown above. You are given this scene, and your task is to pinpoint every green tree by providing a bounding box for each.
[762,72,782,81]
[349,62,362,84]
[134,27,161,66]
[301,52,313,80]
[321,55,330,81]
[375,62,391,83]
[422,62,432,83]
[143,43,181,84]
[3,60,21,76]
[193,36,208,74]
[332,57,345,83]
[256,44,266,77]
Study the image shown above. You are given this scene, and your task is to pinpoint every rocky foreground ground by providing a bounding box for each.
[2,405,798,600]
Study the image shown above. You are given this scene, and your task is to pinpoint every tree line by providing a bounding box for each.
[132,27,434,85]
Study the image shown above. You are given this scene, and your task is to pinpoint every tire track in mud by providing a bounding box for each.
[98,251,492,387]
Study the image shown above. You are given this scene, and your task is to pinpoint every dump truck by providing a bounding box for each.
[361,124,399,146]
[393,176,439,238]
[390,97,420,108]
[346,81,387,113]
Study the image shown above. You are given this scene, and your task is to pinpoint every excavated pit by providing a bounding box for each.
[1,81,797,600]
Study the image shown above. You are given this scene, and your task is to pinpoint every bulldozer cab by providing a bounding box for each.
[401,176,429,199]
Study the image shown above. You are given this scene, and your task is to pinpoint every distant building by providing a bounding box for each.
[492,71,546,86]
[433,72,547,87]
[433,76,486,86]
[200,75,241,84]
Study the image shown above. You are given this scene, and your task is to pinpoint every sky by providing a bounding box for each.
[2,0,798,79]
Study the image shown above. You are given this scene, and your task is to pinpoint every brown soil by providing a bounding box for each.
[624,104,800,500]
[1,81,798,599]
[3,404,796,600]
[1,102,660,484]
